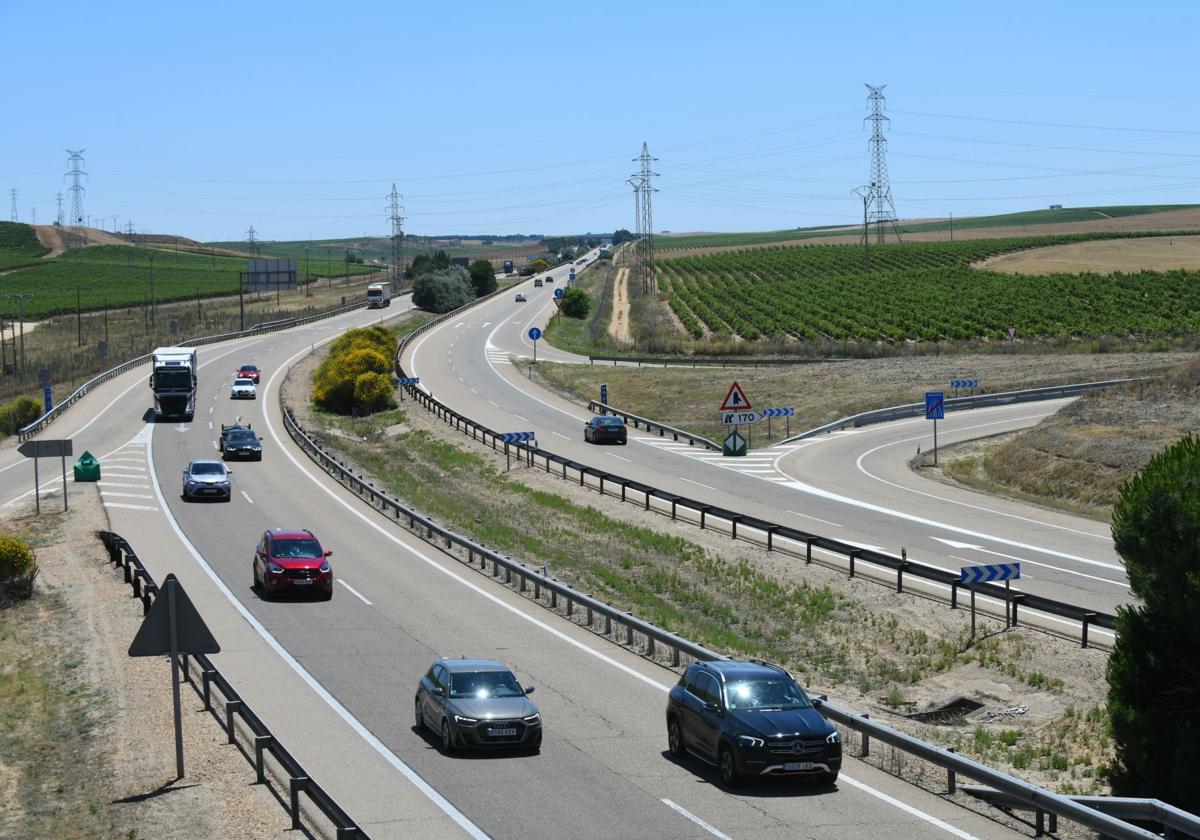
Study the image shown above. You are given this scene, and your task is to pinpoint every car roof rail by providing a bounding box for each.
[747,658,793,679]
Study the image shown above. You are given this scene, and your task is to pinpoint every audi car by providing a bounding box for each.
[236,364,261,384]
[415,658,542,753]
[666,660,841,786]
[181,460,232,502]
[230,377,257,400]
[252,529,333,600]
[584,415,627,445]
[219,424,262,461]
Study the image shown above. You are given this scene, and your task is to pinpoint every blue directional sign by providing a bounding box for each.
[925,391,945,420]
[600,383,608,405]
[554,288,564,298]
[960,563,1021,584]
[499,432,535,443]
[397,377,420,386]
[950,379,978,389]
[761,407,795,418]
[43,385,52,414]
[528,327,542,341]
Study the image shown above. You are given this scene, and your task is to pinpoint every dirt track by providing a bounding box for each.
[607,267,633,343]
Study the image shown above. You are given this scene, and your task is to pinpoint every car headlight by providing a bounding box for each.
[319,560,330,573]
[267,562,283,574]
[453,715,478,725]
[523,713,541,724]
[737,735,765,748]
[826,731,841,745]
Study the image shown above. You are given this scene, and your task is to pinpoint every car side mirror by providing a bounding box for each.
[324,549,333,557]
[811,698,824,709]
[431,686,444,697]
[524,686,535,695]
[703,701,721,714]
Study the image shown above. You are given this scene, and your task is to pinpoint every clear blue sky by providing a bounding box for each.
[2,1,1198,241]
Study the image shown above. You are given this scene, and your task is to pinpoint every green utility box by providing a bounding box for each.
[73,451,101,482]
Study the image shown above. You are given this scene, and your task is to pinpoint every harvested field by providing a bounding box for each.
[975,235,1200,274]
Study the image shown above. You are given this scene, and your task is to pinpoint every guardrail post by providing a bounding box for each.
[700,507,707,530]
[806,539,813,565]
[180,654,190,683]
[1034,809,1044,837]
[626,621,634,646]
[897,552,908,593]
[1047,812,1056,834]
[605,612,612,635]
[861,714,870,757]
[586,605,593,626]
[202,670,216,711]
[647,634,655,658]
[947,747,956,793]
[565,596,572,616]
[549,588,557,609]
[254,734,273,783]
[1081,612,1097,648]
[731,516,739,540]
[951,583,958,609]
[766,526,777,551]
[849,550,858,578]
[226,700,243,744]
[672,645,680,667]
[132,568,142,597]
[141,592,152,615]
[620,482,627,502]
[519,572,526,592]
[1011,593,1027,626]
[598,475,605,496]
[290,776,308,830]
[671,498,678,520]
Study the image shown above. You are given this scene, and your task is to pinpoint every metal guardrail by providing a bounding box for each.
[962,785,1200,838]
[587,399,719,450]
[97,531,367,839]
[16,299,367,442]
[779,379,1133,445]
[587,354,847,368]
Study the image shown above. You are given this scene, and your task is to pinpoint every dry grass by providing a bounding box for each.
[976,235,1200,274]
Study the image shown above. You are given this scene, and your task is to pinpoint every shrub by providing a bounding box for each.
[560,288,591,319]
[313,347,391,413]
[412,267,474,313]
[330,325,397,359]
[0,534,37,602]
[0,395,44,438]
[468,260,497,297]
[353,372,396,414]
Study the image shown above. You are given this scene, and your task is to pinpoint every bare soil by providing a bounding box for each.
[975,235,1200,274]
[0,487,290,838]
[607,267,633,344]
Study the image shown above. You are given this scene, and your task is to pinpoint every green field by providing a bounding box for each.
[208,235,546,267]
[655,205,1200,252]
[0,221,50,269]
[659,232,1200,343]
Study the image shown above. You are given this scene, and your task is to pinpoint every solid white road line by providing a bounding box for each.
[96,481,150,488]
[680,477,716,491]
[660,800,732,840]
[99,492,155,500]
[241,490,254,504]
[338,579,373,605]
[788,510,844,528]
[839,775,980,840]
[608,453,631,462]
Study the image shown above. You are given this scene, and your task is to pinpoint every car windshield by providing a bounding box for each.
[240,366,258,372]
[234,378,254,386]
[724,678,812,711]
[190,463,225,476]
[595,416,623,427]
[272,538,323,559]
[448,670,525,699]
[227,430,256,442]
[155,369,192,388]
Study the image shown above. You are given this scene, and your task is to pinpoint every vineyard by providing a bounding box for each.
[658,232,1200,343]
[657,226,855,252]
[0,244,379,319]
[0,221,49,270]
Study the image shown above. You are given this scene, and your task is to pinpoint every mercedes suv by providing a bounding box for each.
[666,660,841,786]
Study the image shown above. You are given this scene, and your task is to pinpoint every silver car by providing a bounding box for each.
[181,459,232,501]
[415,658,542,753]
[230,377,257,399]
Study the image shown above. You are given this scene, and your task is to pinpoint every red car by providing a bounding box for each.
[236,364,261,384]
[252,529,333,600]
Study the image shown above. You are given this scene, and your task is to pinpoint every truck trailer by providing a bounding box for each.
[150,347,197,421]
[366,283,392,308]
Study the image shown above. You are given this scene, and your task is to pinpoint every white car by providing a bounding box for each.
[230,377,257,400]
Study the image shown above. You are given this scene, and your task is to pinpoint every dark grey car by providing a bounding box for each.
[415,658,542,753]
[181,459,232,501]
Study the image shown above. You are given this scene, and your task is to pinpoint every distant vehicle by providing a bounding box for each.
[545,276,554,284]
[415,658,541,753]
[515,293,527,302]
[219,423,262,461]
[181,460,232,502]
[366,283,392,308]
[576,259,584,265]
[236,364,261,384]
[252,529,333,601]
[150,347,197,421]
[230,378,257,400]
[533,278,543,288]
[666,660,841,787]
[584,415,627,445]
[502,260,514,275]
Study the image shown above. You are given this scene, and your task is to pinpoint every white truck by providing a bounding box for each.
[150,347,197,421]
[366,283,392,308]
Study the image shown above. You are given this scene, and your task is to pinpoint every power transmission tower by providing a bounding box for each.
[862,85,901,245]
[65,149,88,246]
[31,208,36,225]
[387,184,405,287]
[246,225,258,258]
[9,189,17,222]
[627,143,659,294]
[56,192,64,226]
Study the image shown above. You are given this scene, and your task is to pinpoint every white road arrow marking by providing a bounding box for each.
[931,537,1126,588]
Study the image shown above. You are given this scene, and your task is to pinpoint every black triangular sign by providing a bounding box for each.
[129,574,221,657]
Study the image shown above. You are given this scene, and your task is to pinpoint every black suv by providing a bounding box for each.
[666,660,841,786]
[219,422,263,461]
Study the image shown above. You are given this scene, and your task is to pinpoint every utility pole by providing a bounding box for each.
[6,293,32,371]
[387,184,405,290]
[304,245,311,297]
[862,85,901,245]
[149,253,156,329]
[627,143,659,294]
[9,188,16,222]
[65,149,88,246]
[112,214,118,233]
[76,286,82,346]
[246,225,258,258]
[949,211,954,242]
[31,208,36,226]
[56,192,64,226]
[852,187,871,270]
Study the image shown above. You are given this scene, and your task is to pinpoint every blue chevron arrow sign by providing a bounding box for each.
[959,563,1020,584]
[397,377,420,386]
[950,379,978,389]
[499,432,535,443]
[761,407,795,417]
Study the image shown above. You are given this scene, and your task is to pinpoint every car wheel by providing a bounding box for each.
[667,717,686,757]
[414,697,424,730]
[719,746,740,787]
[319,588,332,601]
[440,720,455,754]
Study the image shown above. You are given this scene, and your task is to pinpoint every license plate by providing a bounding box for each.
[292,579,313,586]
[783,762,815,771]
[487,727,517,737]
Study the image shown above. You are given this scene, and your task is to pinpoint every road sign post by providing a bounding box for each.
[396,376,419,401]
[960,563,1021,639]
[129,574,220,779]
[528,326,542,368]
[18,439,73,514]
[600,383,608,405]
[925,391,945,466]
[761,407,794,440]
[499,432,535,470]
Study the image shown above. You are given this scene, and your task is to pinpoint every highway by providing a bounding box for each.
[403,256,1129,626]
[0,289,1037,839]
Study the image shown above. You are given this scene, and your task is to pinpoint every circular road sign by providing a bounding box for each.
[554,288,564,298]
[528,327,542,341]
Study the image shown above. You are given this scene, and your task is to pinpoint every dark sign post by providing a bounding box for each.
[129,574,220,779]
[924,391,945,466]
[17,438,73,514]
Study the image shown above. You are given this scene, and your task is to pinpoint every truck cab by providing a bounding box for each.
[366,283,392,308]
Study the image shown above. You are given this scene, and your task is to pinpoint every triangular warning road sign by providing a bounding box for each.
[719,381,752,412]
[129,574,221,657]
